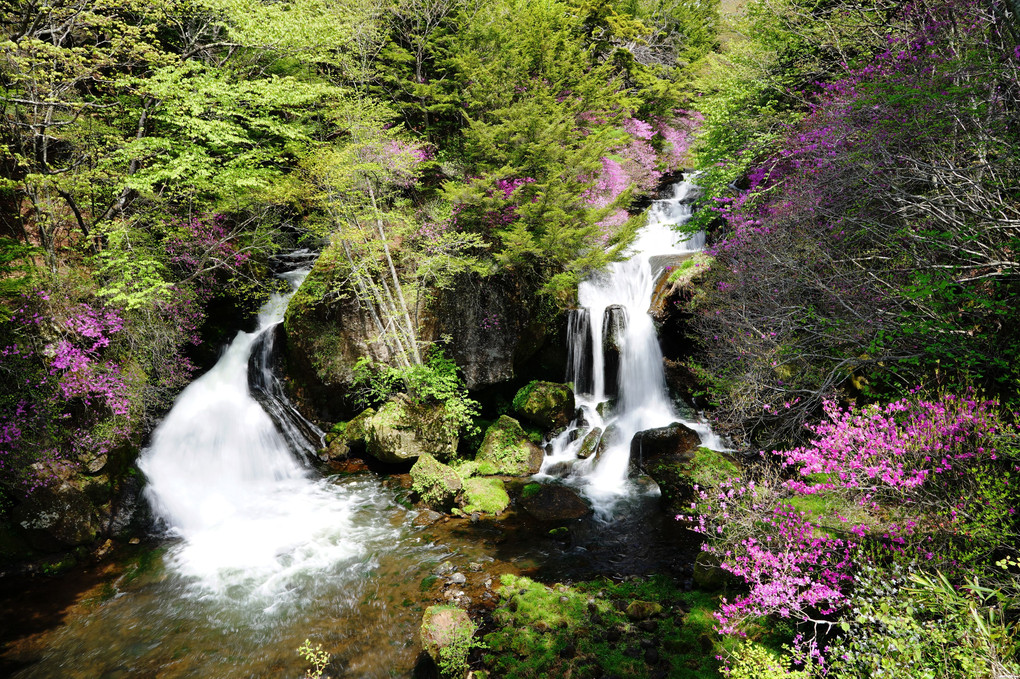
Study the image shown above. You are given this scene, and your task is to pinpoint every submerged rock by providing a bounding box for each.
[410,454,462,511]
[476,416,544,476]
[364,395,457,464]
[511,381,575,431]
[520,484,592,522]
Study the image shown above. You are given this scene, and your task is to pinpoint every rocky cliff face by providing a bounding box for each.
[283,265,566,422]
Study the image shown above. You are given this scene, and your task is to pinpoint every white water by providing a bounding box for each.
[139,270,399,605]
[540,180,724,511]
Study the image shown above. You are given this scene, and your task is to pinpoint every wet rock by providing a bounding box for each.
[602,305,627,397]
[630,423,701,467]
[365,395,458,464]
[449,572,467,585]
[319,436,350,462]
[435,561,455,576]
[476,416,544,476]
[520,485,592,522]
[412,509,444,527]
[511,381,575,431]
[626,600,663,620]
[410,454,462,511]
[577,427,602,460]
[592,424,622,466]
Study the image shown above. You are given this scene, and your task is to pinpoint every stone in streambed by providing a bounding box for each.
[364,395,457,464]
[410,454,462,511]
[419,605,476,668]
[460,477,510,515]
[476,416,544,476]
[577,427,602,460]
[520,484,591,522]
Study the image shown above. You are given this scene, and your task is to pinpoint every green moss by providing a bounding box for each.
[521,482,542,499]
[410,454,462,510]
[461,477,510,515]
[667,252,714,284]
[483,575,728,679]
[477,415,540,476]
[453,459,500,480]
[420,575,439,592]
[691,447,741,488]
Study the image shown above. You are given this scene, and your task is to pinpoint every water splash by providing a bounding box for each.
[540,180,724,513]
[138,270,399,606]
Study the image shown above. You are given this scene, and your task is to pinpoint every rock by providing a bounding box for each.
[626,600,664,620]
[592,424,622,465]
[412,509,444,527]
[449,572,467,585]
[630,423,701,467]
[578,427,602,460]
[410,454,462,511]
[420,605,476,668]
[520,484,592,522]
[365,395,458,464]
[476,416,544,476]
[602,305,627,397]
[511,381,575,431]
[596,400,614,419]
[460,477,510,515]
[320,436,350,462]
[641,443,741,515]
[693,551,731,590]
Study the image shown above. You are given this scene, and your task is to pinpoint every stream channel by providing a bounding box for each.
[0,181,714,678]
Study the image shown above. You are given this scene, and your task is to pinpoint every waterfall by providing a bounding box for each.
[541,179,723,509]
[138,269,398,603]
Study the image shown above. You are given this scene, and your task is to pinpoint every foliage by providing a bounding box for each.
[351,348,480,440]
[297,639,331,679]
[682,390,1020,673]
[690,0,1020,444]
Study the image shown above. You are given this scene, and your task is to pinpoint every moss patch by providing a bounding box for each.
[511,381,574,430]
[483,574,734,679]
[410,454,462,510]
[461,477,510,515]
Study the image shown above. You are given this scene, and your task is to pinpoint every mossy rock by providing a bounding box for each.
[420,605,476,672]
[511,381,575,430]
[460,478,510,515]
[452,459,500,479]
[477,415,545,476]
[411,454,463,511]
[345,407,375,443]
[520,484,591,522]
[365,395,457,464]
[577,427,601,460]
[626,600,664,620]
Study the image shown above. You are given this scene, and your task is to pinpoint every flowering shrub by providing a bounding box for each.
[684,391,1019,658]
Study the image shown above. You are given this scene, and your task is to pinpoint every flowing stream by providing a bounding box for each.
[541,180,724,511]
[1,187,716,677]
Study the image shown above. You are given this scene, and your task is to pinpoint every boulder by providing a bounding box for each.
[365,395,457,464]
[460,478,510,515]
[602,305,627,397]
[410,454,463,511]
[476,416,544,476]
[11,463,103,551]
[512,381,575,431]
[592,423,623,466]
[630,423,701,468]
[420,605,476,669]
[626,600,664,620]
[520,484,592,522]
[577,427,602,460]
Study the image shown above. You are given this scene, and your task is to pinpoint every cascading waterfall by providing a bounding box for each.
[541,179,723,510]
[138,269,398,604]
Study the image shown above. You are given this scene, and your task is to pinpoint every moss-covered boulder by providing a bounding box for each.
[420,605,477,674]
[460,477,510,515]
[411,454,463,511]
[364,395,457,464]
[578,427,601,460]
[476,415,545,476]
[511,381,575,431]
[641,444,741,515]
[10,463,104,551]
